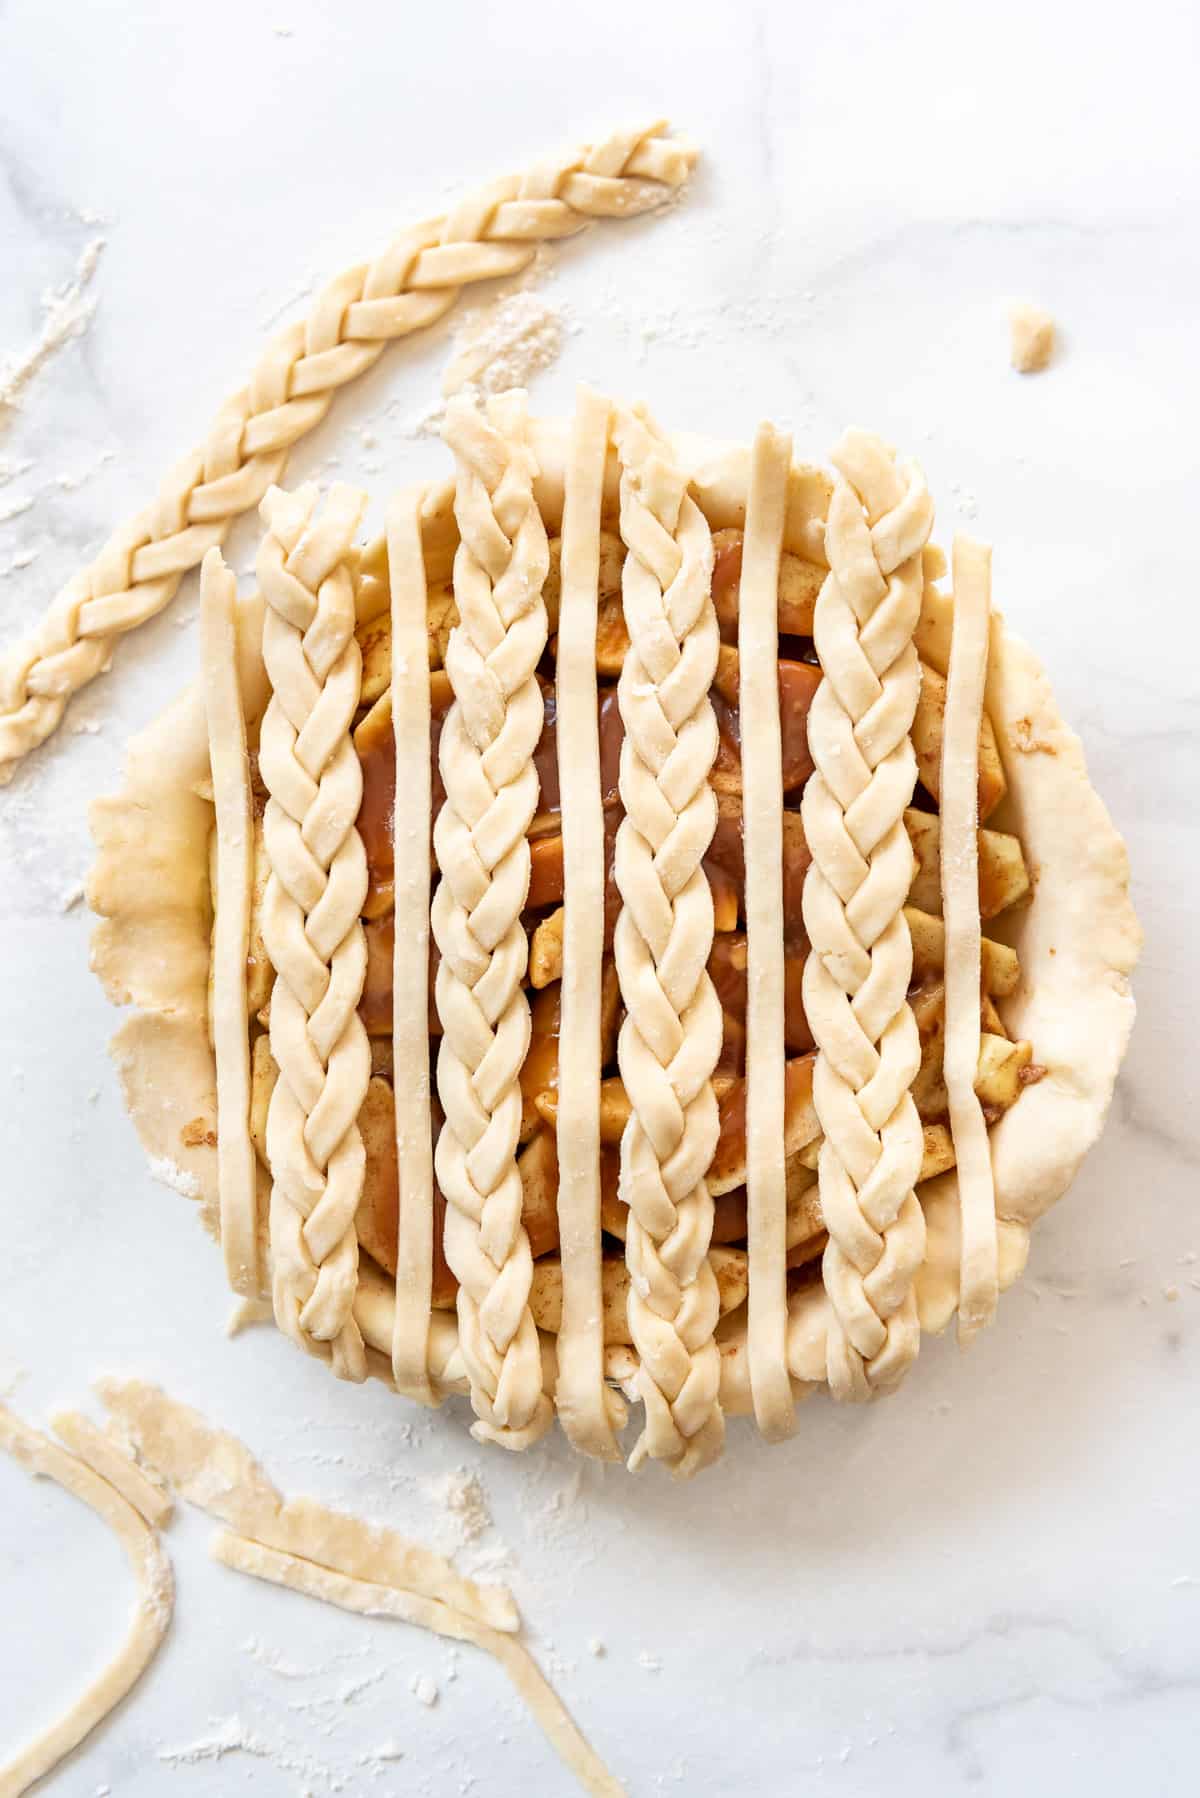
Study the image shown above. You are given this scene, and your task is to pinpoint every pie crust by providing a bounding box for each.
[89,408,1141,1470]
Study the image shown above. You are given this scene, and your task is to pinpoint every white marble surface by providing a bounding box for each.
[1,1,1197,1792]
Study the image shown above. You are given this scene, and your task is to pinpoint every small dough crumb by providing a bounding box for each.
[146,1155,202,1199]
[587,1638,605,1658]
[410,1673,439,1707]
[1009,302,1055,374]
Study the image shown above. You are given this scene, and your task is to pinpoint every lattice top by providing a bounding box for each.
[194,391,1046,1475]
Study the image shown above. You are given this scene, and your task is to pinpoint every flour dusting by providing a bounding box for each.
[0,239,106,417]
[422,1465,492,1551]
[146,1155,201,1199]
[442,289,569,400]
[399,273,572,440]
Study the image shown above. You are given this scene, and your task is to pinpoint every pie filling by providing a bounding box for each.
[236,517,1040,1339]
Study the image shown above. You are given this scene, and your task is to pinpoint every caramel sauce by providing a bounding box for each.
[711,536,743,643]
[362,1090,456,1306]
[708,932,813,1055]
[359,913,440,1038]
[710,1053,816,1189]
[712,658,821,793]
[520,981,562,1110]
[355,674,454,914]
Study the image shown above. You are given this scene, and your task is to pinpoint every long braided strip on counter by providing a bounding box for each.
[0,122,696,784]
[611,404,725,1476]
[433,391,553,1449]
[258,482,371,1384]
[801,430,934,1401]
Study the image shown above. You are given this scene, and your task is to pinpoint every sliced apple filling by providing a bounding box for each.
[231,521,1039,1337]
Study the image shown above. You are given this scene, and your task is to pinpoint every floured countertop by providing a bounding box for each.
[2,2,1198,1794]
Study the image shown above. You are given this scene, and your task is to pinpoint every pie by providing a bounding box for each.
[89,389,1141,1476]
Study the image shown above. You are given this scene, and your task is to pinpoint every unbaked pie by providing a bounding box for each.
[89,389,1140,1476]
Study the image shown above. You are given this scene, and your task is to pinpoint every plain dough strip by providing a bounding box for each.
[738,422,797,1442]
[94,1376,516,1633]
[553,387,625,1461]
[941,536,999,1341]
[50,1410,174,1529]
[199,547,260,1296]
[387,489,437,1406]
[211,1531,625,1798]
[0,123,698,784]
[0,1406,173,1798]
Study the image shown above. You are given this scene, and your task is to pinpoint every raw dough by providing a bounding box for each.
[0,1407,173,1798]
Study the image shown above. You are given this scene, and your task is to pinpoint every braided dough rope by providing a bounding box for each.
[611,403,725,1477]
[200,548,259,1297]
[0,1406,173,1798]
[257,481,371,1384]
[942,536,1000,1340]
[433,391,553,1449]
[0,122,696,784]
[553,386,626,1460]
[802,429,934,1401]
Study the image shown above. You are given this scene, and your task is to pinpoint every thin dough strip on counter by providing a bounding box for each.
[0,121,698,782]
[96,1376,516,1632]
[212,1532,625,1798]
[0,1406,173,1798]
[50,1409,174,1529]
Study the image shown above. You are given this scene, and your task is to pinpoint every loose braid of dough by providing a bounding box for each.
[0,123,696,783]
[258,481,370,1384]
[611,404,725,1477]
[801,430,934,1400]
[433,391,553,1450]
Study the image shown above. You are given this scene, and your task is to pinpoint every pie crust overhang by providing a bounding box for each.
[88,414,1142,1447]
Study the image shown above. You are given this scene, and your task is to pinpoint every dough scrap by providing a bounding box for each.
[96,1376,516,1633]
[1009,302,1055,373]
[212,1531,624,1798]
[50,1409,174,1529]
[0,1406,173,1798]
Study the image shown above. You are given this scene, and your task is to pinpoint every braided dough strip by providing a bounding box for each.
[0,122,697,784]
[611,402,725,1477]
[200,548,259,1296]
[257,482,371,1383]
[95,1376,516,1632]
[212,1533,624,1798]
[739,423,798,1442]
[0,1406,173,1798]
[386,489,438,1406]
[553,386,626,1460]
[802,429,933,1401]
[434,391,553,1449]
[942,536,999,1340]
